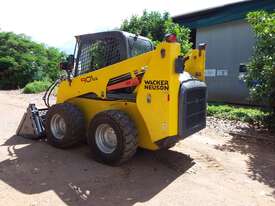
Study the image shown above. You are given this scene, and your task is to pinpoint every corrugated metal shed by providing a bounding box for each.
[173,0,275,29]
[173,0,275,104]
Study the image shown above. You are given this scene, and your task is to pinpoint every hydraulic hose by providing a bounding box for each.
[42,79,60,108]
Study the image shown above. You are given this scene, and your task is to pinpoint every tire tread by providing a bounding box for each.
[89,110,138,165]
[45,103,85,148]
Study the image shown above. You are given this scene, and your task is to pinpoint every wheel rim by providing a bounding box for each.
[50,113,66,140]
[95,124,117,154]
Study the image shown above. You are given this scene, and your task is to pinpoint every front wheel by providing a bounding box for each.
[45,103,85,148]
[88,110,138,166]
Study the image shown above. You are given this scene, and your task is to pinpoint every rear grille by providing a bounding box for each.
[185,89,206,127]
[179,80,207,138]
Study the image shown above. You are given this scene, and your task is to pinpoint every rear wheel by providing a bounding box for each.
[88,110,138,165]
[45,103,85,148]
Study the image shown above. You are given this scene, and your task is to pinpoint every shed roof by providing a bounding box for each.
[173,0,275,29]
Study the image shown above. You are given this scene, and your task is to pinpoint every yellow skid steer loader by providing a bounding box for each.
[17,31,207,165]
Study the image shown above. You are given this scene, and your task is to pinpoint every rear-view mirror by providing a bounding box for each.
[59,54,74,71]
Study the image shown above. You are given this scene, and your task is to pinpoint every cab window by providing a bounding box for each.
[76,38,120,75]
[128,37,153,57]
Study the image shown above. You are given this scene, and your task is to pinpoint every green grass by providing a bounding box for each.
[23,80,52,94]
[207,103,269,124]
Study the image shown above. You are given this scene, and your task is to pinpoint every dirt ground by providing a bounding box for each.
[0,90,275,206]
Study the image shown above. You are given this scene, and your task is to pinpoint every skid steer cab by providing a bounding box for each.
[17,31,207,165]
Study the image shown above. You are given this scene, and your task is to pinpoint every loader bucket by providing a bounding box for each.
[16,104,48,139]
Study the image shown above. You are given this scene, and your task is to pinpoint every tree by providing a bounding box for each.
[245,11,275,108]
[120,10,192,55]
[0,32,65,89]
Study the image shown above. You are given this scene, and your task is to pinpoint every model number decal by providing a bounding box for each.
[144,80,169,90]
[80,75,98,83]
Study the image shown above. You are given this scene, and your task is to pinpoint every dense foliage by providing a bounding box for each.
[0,32,65,89]
[245,11,275,107]
[23,80,52,94]
[120,10,192,54]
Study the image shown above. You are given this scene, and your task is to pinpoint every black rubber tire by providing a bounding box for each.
[88,110,138,166]
[45,103,85,148]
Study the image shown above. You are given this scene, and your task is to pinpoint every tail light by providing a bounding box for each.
[165,34,177,43]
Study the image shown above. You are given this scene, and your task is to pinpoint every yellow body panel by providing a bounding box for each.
[185,49,206,81]
[56,42,206,150]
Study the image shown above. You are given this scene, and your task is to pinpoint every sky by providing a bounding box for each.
[0,0,245,53]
